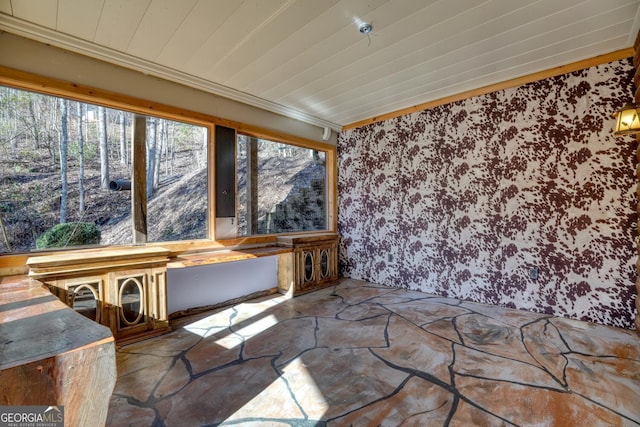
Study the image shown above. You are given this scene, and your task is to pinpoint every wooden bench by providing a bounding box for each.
[0,275,116,427]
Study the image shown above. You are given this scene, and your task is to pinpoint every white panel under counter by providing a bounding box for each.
[166,255,278,315]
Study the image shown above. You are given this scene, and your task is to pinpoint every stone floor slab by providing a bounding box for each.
[107,278,640,426]
[328,376,453,426]
[373,314,454,386]
[280,347,409,420]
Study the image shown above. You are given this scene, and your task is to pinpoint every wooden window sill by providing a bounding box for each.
[167,246,292,268]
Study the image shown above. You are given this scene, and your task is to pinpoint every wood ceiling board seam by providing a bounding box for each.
[324,23,632,122]
[10,0,57,29]
[210,0,342,84]
[241,0,442,98]
[308,7,634,119]
[145,0,200,63]
[336,37,630,124]
[93,0,150,51]
[203,0,302,78]
[282,0,607,109]
[56,0,104,42]
[182,0,292,78]
[89,0,105,42]
[0,0,13,14]
[125,0,198,60]
[341,46,633,129]
[154,0,242,69]
[224,0,399,90]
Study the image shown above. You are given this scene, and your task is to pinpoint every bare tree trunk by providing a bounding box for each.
[11,107,18,151]
[77,102,85,214]
[6,88,21,151]
[0,87,21,151]
[98,106,109,189]
[154,119,163,188]
[120,111,127,165]
[169,122,175,175]
[59,98,68,223]
[163,120,169,176]
[146,117,157,199]
[47,97,58,166]
[27,96,41,149]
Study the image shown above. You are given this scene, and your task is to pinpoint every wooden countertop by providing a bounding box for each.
[0,275,114,370]
[276,232,339,246]
[26,246,171,278]
[167,246,291,268]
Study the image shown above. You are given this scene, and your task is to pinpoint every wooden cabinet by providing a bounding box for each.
[108,267,168,341]
[46,274,106,324]
[277,233,339,296]
[27,247,170,345]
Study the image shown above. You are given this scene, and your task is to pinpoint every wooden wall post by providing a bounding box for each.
[132,114,147,243]
[248,138,258,234]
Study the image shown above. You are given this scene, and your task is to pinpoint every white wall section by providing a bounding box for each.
[167,256,278,314]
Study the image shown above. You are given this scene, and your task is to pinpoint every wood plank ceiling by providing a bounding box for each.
[0,0,639,131]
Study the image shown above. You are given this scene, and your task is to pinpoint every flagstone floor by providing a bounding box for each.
[107,279,640,426]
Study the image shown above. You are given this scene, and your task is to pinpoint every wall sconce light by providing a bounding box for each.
[613,103,640,135]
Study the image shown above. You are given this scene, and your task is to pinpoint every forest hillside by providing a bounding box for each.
[0,86,326,254]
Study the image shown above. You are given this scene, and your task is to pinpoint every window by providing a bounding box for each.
[215,129,329,239]
[236,134,327,236]
[0,69,335,256]
[0,85,208,253]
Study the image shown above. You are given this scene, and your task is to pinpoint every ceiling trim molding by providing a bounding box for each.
[343,48,635,131]
[0,14,342,132]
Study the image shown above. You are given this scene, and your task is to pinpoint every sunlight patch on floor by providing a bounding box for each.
[183,305,280,351]
[183,307,237,337]
[280,356,329,419]
[226,356,329,422]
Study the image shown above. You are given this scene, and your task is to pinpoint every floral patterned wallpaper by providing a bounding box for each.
[338,58,638,329]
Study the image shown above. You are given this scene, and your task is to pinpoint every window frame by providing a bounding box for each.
[229,129,332,238]
[0,65,337,262]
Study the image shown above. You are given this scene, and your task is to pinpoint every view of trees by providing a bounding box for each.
[0,85,328,254]
[0,85,208,253]
[237,135,326,236]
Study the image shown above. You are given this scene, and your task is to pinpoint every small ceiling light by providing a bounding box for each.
[613,103,640,135]
[359,23,373,34]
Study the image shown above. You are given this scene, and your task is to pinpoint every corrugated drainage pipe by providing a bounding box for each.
[109,179,131,191]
